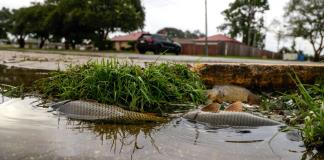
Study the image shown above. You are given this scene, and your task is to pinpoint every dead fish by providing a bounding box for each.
[184,110,281,127]
[207,85,260,105]
[51,100,166,123]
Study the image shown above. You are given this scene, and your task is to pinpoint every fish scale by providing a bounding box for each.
[184,111,281,127]
[53,100,165,123]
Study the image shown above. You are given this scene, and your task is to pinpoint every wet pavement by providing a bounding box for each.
[0,97,316,160]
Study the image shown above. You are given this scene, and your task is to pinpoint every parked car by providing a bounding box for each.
[136,34,181,55]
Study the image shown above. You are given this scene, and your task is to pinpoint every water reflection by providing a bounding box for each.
[0,98,166,160]
[63,120,165,159]
[0,97,318,160]
[0,94,4,104]
[302,150,324,160]
[0,64,49,86]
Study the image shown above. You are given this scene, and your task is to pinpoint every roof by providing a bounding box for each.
[195,34,241,43]
[111,32,147,42]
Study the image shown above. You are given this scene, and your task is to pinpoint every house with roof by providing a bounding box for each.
[111,32,146,51]
[194,34,242,56]
[195,34,241,45]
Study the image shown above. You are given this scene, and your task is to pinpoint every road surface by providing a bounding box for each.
[0,50,323,70]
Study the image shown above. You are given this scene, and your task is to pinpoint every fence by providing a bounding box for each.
[180,41,280,59]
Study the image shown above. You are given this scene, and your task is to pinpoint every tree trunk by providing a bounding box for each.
[314,52,320,62]
[242,32,249,46]
[64,41,70,50]
[71,41,76,50]
[39,38,45,49]
[18,37,25,48]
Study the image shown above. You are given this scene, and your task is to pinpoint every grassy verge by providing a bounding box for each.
[34,59,206,113]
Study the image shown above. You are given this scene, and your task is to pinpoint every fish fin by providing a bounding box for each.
[50,100,72,110]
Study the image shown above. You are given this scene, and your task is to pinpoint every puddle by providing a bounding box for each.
[0,95,9,104]
[0,97,315,160]
[0,64,50,86]
[0,64,323,160]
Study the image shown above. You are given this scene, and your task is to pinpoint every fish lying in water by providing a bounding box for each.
[207,85,260,105]
[183,110,281,127]
[51,100,166,123]
[51,100,279,127]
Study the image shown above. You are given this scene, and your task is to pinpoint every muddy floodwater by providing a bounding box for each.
[0,96,320,160]
[0,64,323,160]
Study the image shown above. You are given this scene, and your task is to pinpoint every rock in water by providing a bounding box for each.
[225,101,243,112]
[201,103,220,113]
[207,85,260,105]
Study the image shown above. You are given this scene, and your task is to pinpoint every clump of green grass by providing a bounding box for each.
[35,60,206,113]
[0,84,25,98]
[261,73,324,149]
[261,95,297,111]
[303,103,324,149]
[284,74,324,149]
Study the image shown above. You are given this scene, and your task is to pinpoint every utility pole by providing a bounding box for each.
[205,0,208,56]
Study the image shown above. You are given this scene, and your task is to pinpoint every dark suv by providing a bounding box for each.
[136,34,181,55]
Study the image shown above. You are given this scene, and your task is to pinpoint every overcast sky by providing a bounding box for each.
[0,0,313,54]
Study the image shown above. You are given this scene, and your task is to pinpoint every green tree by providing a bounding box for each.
[157,27,185,38]
[0,7,12,40]
[10,7,31,48]
[268,19,288,52]
[218,0,269,48]
[44,0,145,50]
[87,0,145,50]
[26,4,54,49]
[285,0,324,62]
[11,4,55,49]
[186,30,205,39]
[157,27,205,39]
[9,4,54,48]
[45,0,93,49]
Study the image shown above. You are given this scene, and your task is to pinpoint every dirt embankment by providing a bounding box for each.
[193,63,324,91]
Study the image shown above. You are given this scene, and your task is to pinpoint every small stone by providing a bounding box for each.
[252,112,266,117]
[242,103,259,111]
[201,103,220,113]
[247,93,261,105]
[225,101,243,112]
[270,114,284,122]
[206,90,223,103]
[286,129,303,142]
